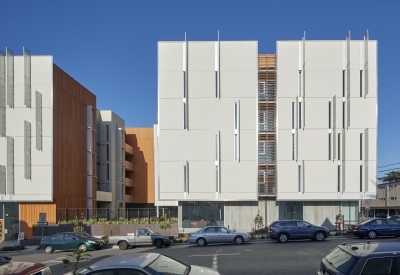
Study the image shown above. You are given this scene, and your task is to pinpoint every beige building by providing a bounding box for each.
[361,181,400,218]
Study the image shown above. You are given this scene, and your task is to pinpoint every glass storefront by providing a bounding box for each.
[341,201,359,227]
[182,201,224,228]
[0,202,19,241]
[278,201,303,220]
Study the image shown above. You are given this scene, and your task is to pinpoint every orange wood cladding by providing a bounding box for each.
[19,65,97,239]
[19,203,56,239]
[125,128,154,203]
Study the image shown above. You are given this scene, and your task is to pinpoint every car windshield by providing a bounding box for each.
[77,232,95,239]
[144,255,188,275]
[148,228,160,235]
[325,247,358,273]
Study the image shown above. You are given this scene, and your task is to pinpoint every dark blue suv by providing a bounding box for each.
[269,220,330,243]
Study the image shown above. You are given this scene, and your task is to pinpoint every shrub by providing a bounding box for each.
[0,245,25,251]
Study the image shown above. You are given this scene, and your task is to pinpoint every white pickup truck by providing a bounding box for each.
[108,228,172,250]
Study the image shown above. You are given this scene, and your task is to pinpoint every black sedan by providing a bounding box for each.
[354,218,400,239]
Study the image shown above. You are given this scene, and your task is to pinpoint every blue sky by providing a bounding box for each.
[1,1,399,178]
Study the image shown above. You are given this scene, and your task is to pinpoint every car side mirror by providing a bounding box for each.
[72,237,77,240]
[227,231,231,233]
[307,225,312,228]
[147,233,150,236]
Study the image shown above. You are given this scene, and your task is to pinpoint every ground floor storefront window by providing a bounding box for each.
[182,202,224,228]
[278,201,303,220]
[0,202,19,241]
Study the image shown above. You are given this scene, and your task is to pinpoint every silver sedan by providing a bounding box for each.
[187,226,251,246]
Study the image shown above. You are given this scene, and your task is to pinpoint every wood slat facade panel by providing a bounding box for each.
[125,128,154,204]
[19,203,56,239]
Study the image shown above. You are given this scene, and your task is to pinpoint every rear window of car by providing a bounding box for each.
[359,220,372,225]
[324,247,358,274]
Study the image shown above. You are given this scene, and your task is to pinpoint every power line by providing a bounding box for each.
[378,167,400,173]
[378,144,400,153]
[378,161,400,169]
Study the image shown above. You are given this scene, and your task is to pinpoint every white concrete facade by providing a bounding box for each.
[276,39,377,201]
[0,52,53,202]
[157,41,258,202]
[96,110,126,209]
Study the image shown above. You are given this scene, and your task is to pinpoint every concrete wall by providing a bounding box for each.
[158,41,258,202]
[0,55,53,201]
[303,201,341,230]
[276,40,377,201]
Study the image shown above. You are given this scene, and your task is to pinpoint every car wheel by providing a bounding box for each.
[278,233,288,243]
[196,238,206,247]
[164,243,171,247]
[78,244,87,252]
[315,231,325,241]
[119,241,128,250]
[234,236,244,245]
[45,246,53,254]
[368,230,377,239]
[155,239,163,249]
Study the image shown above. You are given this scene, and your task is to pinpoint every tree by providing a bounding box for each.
[63,250,92,275]
[378,171,400,183]
[253,211,264,238]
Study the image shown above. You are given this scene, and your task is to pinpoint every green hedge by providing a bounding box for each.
[0,245,25,251]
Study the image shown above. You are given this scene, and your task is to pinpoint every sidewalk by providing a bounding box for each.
[0,240,39,254]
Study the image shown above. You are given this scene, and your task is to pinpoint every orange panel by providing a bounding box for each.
[19,203,56,239]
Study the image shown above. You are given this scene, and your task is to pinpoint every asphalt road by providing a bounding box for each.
[6,236,398,275]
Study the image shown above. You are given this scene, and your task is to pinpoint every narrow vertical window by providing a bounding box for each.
[298,165,301,192]
[106,144,109,161]
[298,102,302,129]
[342,70,345,97]
[183,103,187,129]
[215,133,219,162]
[360,133,363,160]
[215,165,219,192]
[298,71,302,97]
[360,166,363,192]
[106,125,109,141]
[106,163,110,180]
[215,71,219,98]
[338,166,341,192]
[183,164,188,193]
[291,102,295,129]
[360,70,363,97]
[183,71,186,98]
[342,102,345,129]
[328,134,331,160]
[328,102,332,129]
[291,134,295,161]
[338,133,341,160]
[234,102,239,161]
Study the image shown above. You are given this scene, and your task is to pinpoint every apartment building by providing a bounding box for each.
[156,32,377,232]
[96,111,126,213]
[0,48,97,240]
[361,182,400,218]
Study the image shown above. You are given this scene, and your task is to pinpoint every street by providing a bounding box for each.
[6,235,394,275]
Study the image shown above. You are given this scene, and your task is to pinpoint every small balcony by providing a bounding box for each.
[125,161,134,171]
[125,194,134,203]
[125,144,134,155]
[125,178,135,188]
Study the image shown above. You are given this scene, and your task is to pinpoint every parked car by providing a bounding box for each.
[0,255,51,274]
[187,226,251,246]
[108,228,171,249]
[64,253,221,275]
[318,241,400,275]
[346,224,360,235]
[388,214,400,221]
[268,220,330,243]
[40,232,104,253]
[353,218,400,239]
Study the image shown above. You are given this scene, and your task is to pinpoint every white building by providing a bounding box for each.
[156,32,377,232]
[96,110,126,211]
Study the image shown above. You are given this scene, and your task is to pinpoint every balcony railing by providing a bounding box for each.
[125,161,134,171]
[125,194,134,203]
[125,144,134,155]
[125,178,135,188]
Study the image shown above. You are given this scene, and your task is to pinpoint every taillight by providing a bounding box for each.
[270,223,276,230]
[188,234,191,237]
[40,239,42,244]
[354,226,359,231]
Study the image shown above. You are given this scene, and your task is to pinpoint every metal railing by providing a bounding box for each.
[56,208,178,223]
